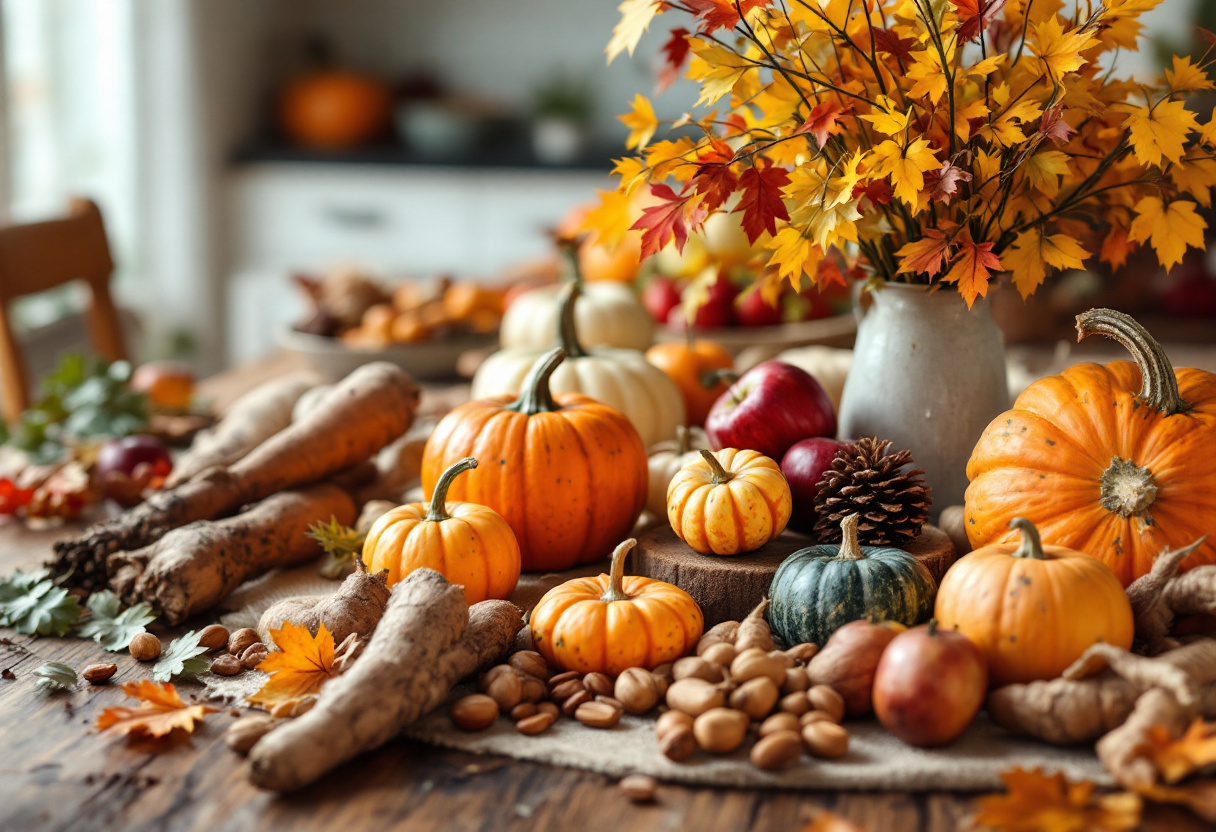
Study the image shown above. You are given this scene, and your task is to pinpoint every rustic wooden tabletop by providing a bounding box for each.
[0,353,1210,832]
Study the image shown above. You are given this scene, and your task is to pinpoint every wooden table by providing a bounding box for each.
[0,355,1207,832]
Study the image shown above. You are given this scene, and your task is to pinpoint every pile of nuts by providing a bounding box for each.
[450,604,851,774]
[128,625,271,680]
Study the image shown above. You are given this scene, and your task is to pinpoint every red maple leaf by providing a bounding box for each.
[735,163,790,243]
[657,28,692,93]
[691,138,739,211]
[723,113,750,137]
[852,180,893,207]
[683,0,770,34]
[631,183,707,258]
[871,28,916,61]
[950,0,1006,42]
[795,100,853,149]
[925,161,973,204]
[1039,103,1075,147]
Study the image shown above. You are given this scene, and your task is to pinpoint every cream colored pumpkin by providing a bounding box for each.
[646,426,708,516]
[499,280,653,351]
[773,346,852,409]
[473,283,684,447]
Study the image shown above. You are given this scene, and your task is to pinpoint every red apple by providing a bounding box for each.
[95,435,173,479]
[781,437,845,532]
[734,288,783,327]
[705,361,837,459]
[872,622,987,747]
[641,275,683,323]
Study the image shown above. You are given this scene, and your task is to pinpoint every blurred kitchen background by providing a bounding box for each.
[1,0,1212,379]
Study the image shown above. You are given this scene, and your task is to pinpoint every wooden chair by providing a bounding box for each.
[0,198,127,423]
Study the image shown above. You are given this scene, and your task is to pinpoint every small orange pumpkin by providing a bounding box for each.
[362,457,520,604]
[934,517,1134,686]
[278,71,392,150]
[667,448,792,555]
[530,538,704,674]
[645,340,736,426]
[966,308,1216,586]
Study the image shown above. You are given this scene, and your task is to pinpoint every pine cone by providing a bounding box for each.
[812,437,931,546]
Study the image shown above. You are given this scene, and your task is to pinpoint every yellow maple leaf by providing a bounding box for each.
[1120,100,1198,168]
[96,680,215,745]
[1139,781,1216,822]
[1142,718,1216,785]
[1200,106,1216,148]
[612,156,649,195]
[973,768,1142,832]
[581,189,637,249]
[1029,17,1099,78]
[1022,151,1071,197]
[1165,55,1214,93]
[907,44,951,105]
[1172,157,1216,207]
[247,621,339,711]
[1128,196,1207,269]
[606,0,661,64]
[1004,229,1089,298]
[767,225,825,286]
[859,95,910,136]
[645,136,698,180]
[688,39,749,106]
[870,138,939,208]
[619,93,658,151]
[943,230,1002,308]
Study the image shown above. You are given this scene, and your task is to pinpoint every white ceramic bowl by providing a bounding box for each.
[277,328,497,382]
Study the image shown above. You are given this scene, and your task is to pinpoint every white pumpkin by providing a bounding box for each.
[472,283,685,448]
[499,280,654,351]
[773,345,852,409]
[646,426,709,517]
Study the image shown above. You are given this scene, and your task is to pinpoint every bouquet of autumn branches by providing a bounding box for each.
[584,0,1216,307]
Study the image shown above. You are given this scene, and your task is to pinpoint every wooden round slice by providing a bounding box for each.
[631,524,956,627]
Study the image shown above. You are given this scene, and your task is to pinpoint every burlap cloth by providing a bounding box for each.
[203,562,1110,792]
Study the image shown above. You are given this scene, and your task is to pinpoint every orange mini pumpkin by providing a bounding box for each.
[362,457,520,604]
[530,538,704,674]
[645,340,735,426]
[667,448,792,555]
[966,308,1216,585]
[422,347,648,572]
[935,517,1134,686]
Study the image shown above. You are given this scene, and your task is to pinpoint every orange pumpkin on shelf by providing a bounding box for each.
[667,448,792,555]
[966,308,1216,586]
[645,340,736,426]
[362,457,520,604]
[278,71,392,150]
[422,347,648,572]
[530,538,704,674]
[935,517,1134,686]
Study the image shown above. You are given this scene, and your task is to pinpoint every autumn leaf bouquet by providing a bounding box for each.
[587,0,1216,308]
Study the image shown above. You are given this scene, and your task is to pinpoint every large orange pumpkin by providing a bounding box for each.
[530,538,704,674]
[422,347,648,572]
[279,71,392,150]
[667,448,792,555]
[966,308,1216,586]
[645,340,735,426]
[362,457,521,603]
[935,517,1134,686]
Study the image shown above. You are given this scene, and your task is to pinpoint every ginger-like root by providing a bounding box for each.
[736,598,773,652]
[247,570,522,792]
[256,559,391,646]
[987,640,1216,745]
[109,484,356,625]
[1126,537,1212,654]
[1097,688,1194,791]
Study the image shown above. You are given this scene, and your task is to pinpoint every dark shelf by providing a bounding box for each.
[230,138,620,172]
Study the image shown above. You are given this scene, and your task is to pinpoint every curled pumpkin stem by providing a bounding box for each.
[425,458,477,523]
[1075,308,1189,415]
[601,538,637,604]
[507,348,566,415]
[1009,517,1046,560]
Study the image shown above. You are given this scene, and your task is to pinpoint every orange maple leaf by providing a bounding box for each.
[631,183,707,257]
[895,228,953,278]
[1099,226,1132,272]
[1140,781,1216,822]
[95,680,215,745]
[795,101,853,150]
[950,0,1006,42]
[943,229,1001,307]
[974,768,1142,832]
[684,0,770,34]
[1142,718,1216,785]
[247,622,340,711]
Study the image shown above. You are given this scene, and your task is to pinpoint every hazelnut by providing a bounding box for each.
[615,667,661,715]
[802,721,849,758]
[693,707,749,754]
[729,676,780,720]
[82,663,117,684]
[574,701,622,729]
[759,712,802,737]
[808,685,846,723]
[665,678,726,717]
[485,668,524,711]
[197,624,230,652]
[521,676,548,703]
[751,730,804,770]
[129,632,161,661]
[450,694,499,731]
[515,712,556,735]
[479,664,516,693]
[658,725,696,761]
[228,628,259,656]
[582,672,614,697]
[550,678,585,702]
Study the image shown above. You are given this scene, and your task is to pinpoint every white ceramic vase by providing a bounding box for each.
[837,282,1009,516]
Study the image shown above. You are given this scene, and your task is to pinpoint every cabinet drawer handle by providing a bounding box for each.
[320,206,388,229]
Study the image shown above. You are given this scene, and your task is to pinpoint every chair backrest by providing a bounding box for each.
[0,198,127,423]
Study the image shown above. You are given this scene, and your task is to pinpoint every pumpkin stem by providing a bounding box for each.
[1075,308,1190,415]
[838,514,865,560]
[700,368,739,390]
[927,618,938,638]
[676,425,690,456]
[426,457,477,522]
[1100,456,1158,517]
[1009,517,1047,560]
[554,280,589,359]
[601,538,637,603]
[506,347,566,415]
[699,449,735,484]
[559,238,584,286]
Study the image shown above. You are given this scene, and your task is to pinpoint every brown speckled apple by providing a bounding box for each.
[872,621,987,747]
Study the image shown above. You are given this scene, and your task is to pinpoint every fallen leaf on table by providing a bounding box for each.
[152,630,209,682]
[803,811,867,831]
[247,622,338,711]
[1140,781,1216,822]
[1141,718,1216,784]
[96,680,214,746]
[33,662,77,692]
[973,768,1141,832]
[76,590,156,651]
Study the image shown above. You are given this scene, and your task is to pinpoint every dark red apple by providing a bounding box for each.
[872,622,987,747]
[705,361,836,459]
[641,275,682,323]
[781,437,845,532]
[669,271,738,330]
[734,288,783,327]
[95,435,172,479]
